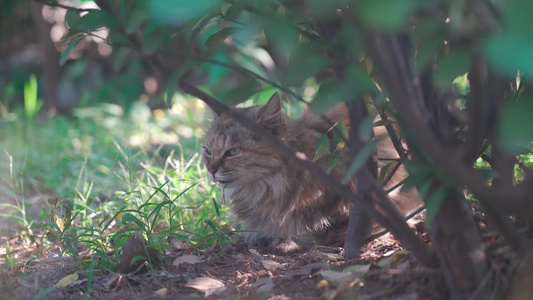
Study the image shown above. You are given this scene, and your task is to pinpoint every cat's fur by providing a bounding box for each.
[201,93,421,252]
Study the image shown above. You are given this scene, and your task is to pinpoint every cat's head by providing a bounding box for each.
[201,93,286,185]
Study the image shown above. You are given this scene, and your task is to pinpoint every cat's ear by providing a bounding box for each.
[204,101,221,118]
[258,93,283,133]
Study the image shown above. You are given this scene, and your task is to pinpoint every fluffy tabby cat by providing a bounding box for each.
[201,93,421,252]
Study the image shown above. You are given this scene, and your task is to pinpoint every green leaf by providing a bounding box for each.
[108,32,129,45]
[191,14,221,42]
[204,220,218,232]
[212,198,220,218]
[60,35,84,66]
[285,55,335,86]
[311,79,345,114]
[130,255,149,266]
[311,65,375,114]
[24,74,42,119]
[222,84,258,105]
[86,259,97,292]
[434,49,472,87]
[452,73,470,97]
[416,178,433,198]
[415,38,442,72]
[167,59,199,101]
[263,17,299,55]
[373,119,396,127]
[75,9,119,31]
[339,23,365,61]
[358,0,416,31]
[65,9,81,28]
[125,10,149,35]
[333,120,349,149]
[399,167,433,192]
[147,200,174,220]
[502,0,533,37]
[171,181,201,202]
[378,162,393,183]
[485,33,533,77]
[425,187,447,224]
[313,134,331,163]
[113,47,133,70]
[141,28,165,55]
[412,19,444,71]
[224,1,246,20]
[326,155,342,174]
[205,27,241,47]
[343,137,383,182]
[484,0,533,76]
[499,93,533,154]
[122,213,147,231]
[147,0,222,26]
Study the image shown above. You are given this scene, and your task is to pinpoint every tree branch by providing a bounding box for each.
[364,32,533,255]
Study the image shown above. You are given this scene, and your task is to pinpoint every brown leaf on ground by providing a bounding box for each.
[172,254,202,267]
[55,273,78,288]
[261,259,285,271]
[185,276,226,296]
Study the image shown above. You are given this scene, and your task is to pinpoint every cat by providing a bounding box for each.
[201,93,422,252]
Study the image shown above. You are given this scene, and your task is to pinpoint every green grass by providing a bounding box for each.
[0,95,228,273]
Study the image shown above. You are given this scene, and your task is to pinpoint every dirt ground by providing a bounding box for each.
[1,199,523,300]
[0,228,452,300]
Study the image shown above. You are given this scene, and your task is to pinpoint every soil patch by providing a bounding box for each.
[0,233,450,299]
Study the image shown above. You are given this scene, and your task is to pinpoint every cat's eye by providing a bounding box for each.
[225,147,241,157]
[203,147,211,156]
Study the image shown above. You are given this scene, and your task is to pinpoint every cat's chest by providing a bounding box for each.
[226,169,324,210]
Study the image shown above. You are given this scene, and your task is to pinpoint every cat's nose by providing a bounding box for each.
[208,168,217,175]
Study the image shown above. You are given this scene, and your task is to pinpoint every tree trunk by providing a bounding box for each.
[430,189,489,299]
[30,2,60,115]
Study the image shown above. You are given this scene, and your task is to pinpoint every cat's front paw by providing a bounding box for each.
[250,234,307,254]
[270,238,302,253]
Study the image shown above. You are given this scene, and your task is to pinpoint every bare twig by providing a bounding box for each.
[157,51,309,104]
[375,106,407,158]
[381,150,409,187]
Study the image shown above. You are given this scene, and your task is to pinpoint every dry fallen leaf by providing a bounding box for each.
[388,250,408,267]
[319,270,356,286]
[310,250,344,261]
[377,250,408,268]
[316,279,329,289]
[249,249,261,257]
[173,240,189,250]
[261,259,285,271]
[252,277,275,293]
[116,212,124,222]
[55,273,79,288]
[186,277,225,296]
[155,288,168,296]
[172,254,202,267]
[285,262,326,278]
[334,277,358,298]
[342,263,371,274]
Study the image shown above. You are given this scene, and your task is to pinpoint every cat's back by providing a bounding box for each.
[284,105,346,159]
